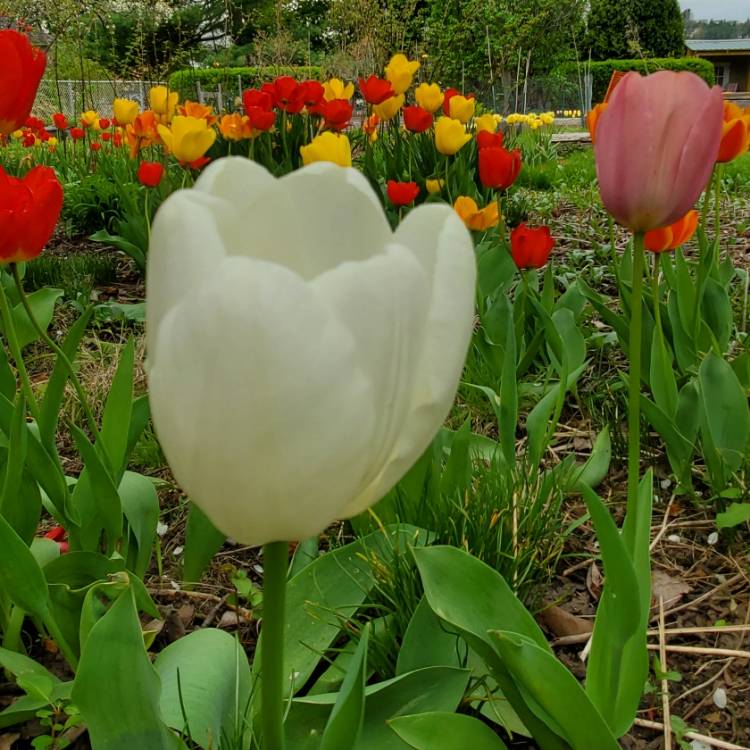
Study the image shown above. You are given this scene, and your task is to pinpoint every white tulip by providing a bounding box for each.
[146,157,476,546]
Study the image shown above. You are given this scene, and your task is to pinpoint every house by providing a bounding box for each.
[685,39,750,94]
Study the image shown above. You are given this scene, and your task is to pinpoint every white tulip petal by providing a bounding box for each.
[312,244,430,492]
[146,190,231,357]
[342,206,476,516]
[148,256,377,545]
[189,160,392,280]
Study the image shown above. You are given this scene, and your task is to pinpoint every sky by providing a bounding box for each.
[679,0,750,21]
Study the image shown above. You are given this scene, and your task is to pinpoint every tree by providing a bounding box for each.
[585,0,684,60]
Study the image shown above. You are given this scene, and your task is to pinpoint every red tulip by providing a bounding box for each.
[387,180,420,206]
[22,132,35,147]
[243,88,274,113]
[299,80,325,109]
[269,76,304,114]
[44,526,68,554]
[113,132,123,147]
[0,30,46,136]
[52,112,68,130]
[403,106,433,133]
[479,146,522,190]
[0,165,63,263]
[101,132,111,142]
[70,127,85,141]
[90,142,101,152]
[477,130,503,149]
[595,71,723,232]
[358,76,395,105]
[25,116,44,131]
[98,117,110,129]
[510,224,555,269]
[245,106,275,132]
[138,161,165,188]
[323,99,353,131]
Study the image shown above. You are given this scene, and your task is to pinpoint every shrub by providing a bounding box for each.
[168,66,323,103]
[556,58,715,103]
[585,0,684,60]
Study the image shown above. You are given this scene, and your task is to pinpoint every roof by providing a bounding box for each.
[685,39,750,53]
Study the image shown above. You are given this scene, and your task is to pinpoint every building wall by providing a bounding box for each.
[702,54,750,91]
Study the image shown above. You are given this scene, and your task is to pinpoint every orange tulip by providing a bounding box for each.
[453,196,499,231]
[125,111,158,158]
[179,100,217,127]
[716,101,750,163]
[644,210,699,253]
[586,102,608,145]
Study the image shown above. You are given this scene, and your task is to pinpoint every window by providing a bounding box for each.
[715,63,731,89]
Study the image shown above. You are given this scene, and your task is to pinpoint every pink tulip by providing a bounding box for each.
[594,71,723,232]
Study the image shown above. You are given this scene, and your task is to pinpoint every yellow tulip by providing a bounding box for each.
[373,94,405,121]
[323,78,355,102]
[540,112,555,126]
[415,83,444,114]
[453,196,499,231]
[113,98,139,125]
[300,132,352,167]
[434,117,471,155]
[80,110,100,129]
[448,96,475,124]
[149,85,179,118]
[475,113,498,133]
[384,53,420,95]
[426,178,444,194]
[47,136,58,147]
[157,116,216,164]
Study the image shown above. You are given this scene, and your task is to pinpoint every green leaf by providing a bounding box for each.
[396,596,464,676]
[551,307,586,373]
[581,486,642,733]
[440,419,472,497]
[119,472,159,579]
[69,424,122,554]
[72,585,184,750]
[716,503,750,529]
[500,318,518,466]
[10,288,63,350]
[488,632,620,750]
[90,230,146,272]
[649,325,678,418]
[290,536,320,577]
[701,278,732,354]
[99,338,135,478]
[389,712,509,749]
[571,428,611,491]
[698,353,750,474]
[38,307,93,449]
[288,667,470,750]
[182,502,226,586]
[0,512,49,619]
[320,624,369,750]
[154,628,253,750]
[413,546,566,749]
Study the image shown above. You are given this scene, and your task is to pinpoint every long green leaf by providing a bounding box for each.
[389,712,509,749]
[489,632,620,750]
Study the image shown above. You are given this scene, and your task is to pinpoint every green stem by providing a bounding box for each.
[627,234,646,522]
[144,190,151,239]
[2,605,25,653]
[11,265,99,440]
[261,541,288,750]
[0,275,40,421]
[699,166,714,238]
[444,156,452,204]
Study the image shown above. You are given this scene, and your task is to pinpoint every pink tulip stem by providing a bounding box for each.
[627,233,646,521]
[714,163,724,265]
[261,540,288,750]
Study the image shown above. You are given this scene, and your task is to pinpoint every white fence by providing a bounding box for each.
[33,79,165,119]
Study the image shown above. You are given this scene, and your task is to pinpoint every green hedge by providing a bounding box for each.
[556,58,715,103]
[169,66,323,104]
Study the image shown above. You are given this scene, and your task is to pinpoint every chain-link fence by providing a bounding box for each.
[33,79,165,120]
